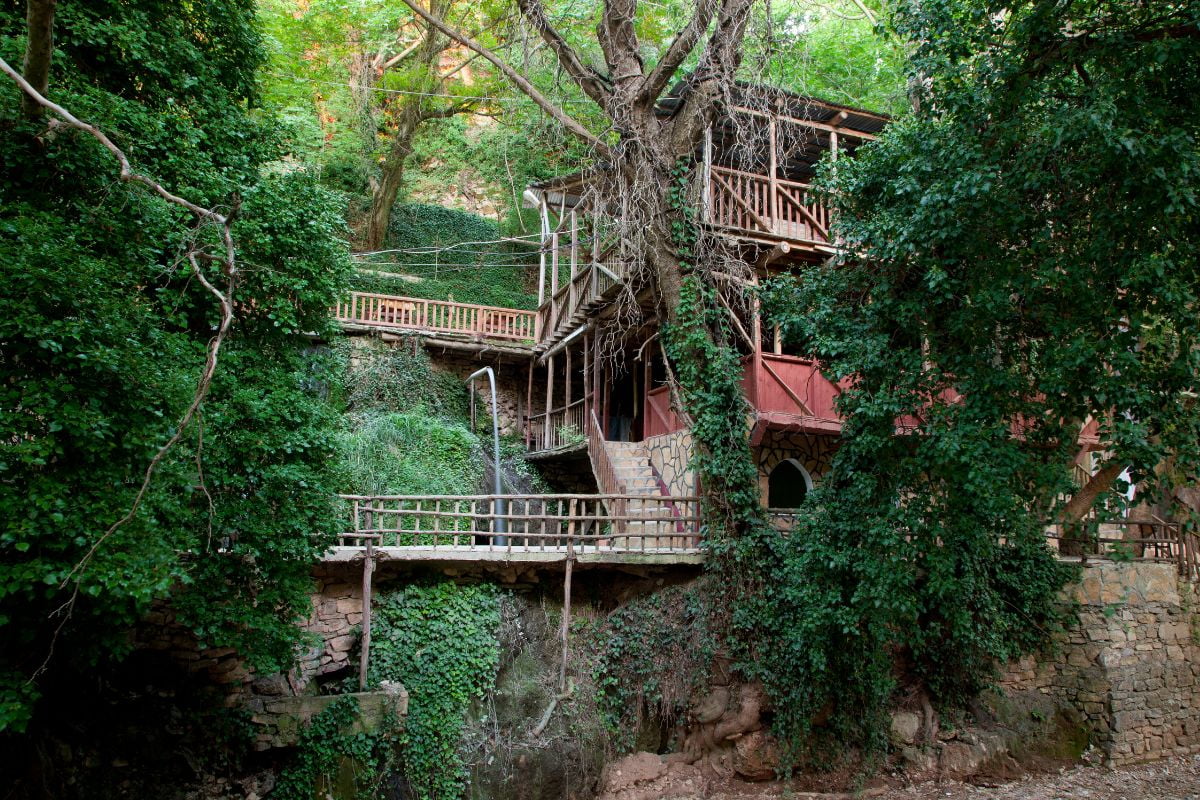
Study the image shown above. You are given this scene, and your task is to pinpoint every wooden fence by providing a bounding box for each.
[337,493,703,554]
[1045,518,1200,581]
[334,291,538,342]
[525,397,587,452]
[706,166,831,246]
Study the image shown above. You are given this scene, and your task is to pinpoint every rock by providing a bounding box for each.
[692,686,730,724]
[890,710,922,745]
[599,752,667,793]
[251,674,289,697]
[732,729,781,781]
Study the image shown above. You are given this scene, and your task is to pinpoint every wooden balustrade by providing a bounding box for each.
[334,291,537,342]
[706,165,831,246]
[535,259,625,349]
[743,352,842,429]
[1045,518,1200,580]
[587,409,628,534]
[525,397,587,452]
[337,493,703,554]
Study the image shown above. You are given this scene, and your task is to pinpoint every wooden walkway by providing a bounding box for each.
[334,292,538,343]
[330,493,704,565]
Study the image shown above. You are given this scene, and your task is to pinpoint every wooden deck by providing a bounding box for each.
[334,291,538,343]
[331,493,705,564]
[706,166,832,249]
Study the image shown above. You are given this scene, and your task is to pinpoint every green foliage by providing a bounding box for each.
[274,696,400,800]
[336,338,468,422]
[661,159,765,540]
[591,583,717,751]
[367,581,502,800]
[342,412,485,497]
[0,0,351,731]
[730,0,1200,756]
[749,0,907,115]
[353,204,537,309]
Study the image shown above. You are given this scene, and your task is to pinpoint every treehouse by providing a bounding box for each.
[520,89,888,515]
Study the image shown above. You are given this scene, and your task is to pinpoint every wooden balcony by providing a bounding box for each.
[525,397,587,453]
[329,493,704,565]
[706,166,832,250]
[335,291,538,343]
[743,353,844,441]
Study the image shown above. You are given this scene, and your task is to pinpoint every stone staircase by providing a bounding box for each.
[603,441,689,548]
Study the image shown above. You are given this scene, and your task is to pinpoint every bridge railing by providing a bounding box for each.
[334,291,538,342]
[337,493,702,554]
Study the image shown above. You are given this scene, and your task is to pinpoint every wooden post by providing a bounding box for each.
[545,353,555,448]
[538,197,549,305]
[358,541,374,691]
[773,324,782,355]
[768,113,779,230]
[525,360,534,448]
[751,274,763,409]
[560,542,574,693]
[583,334,591,425]
[565,344,573,419]
[550,233,560,299]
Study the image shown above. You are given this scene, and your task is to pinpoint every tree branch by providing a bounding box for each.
[1061,461,1125,524]
[397,0,612,157]
[638,0,719,106]
[517,0,612,104]
[596,0,644,94]
[21,0,57,119]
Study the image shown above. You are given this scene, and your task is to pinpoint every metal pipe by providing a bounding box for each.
[466,367,507,544]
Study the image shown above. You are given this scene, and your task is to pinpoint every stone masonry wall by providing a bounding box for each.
[752,430,837,498]
[134,565,368,749]
[645,429,696,496]
[1000,562,1200,765]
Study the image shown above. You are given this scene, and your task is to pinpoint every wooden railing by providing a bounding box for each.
[536,259,623,348]
[335,291,537,342]
[743,353,842,424]
[1045,518,1200,580]
[337,493,703,554]
[588,409,628,533]
[645,385,684,438]
[706,166,831,246]
[525,397,587,452]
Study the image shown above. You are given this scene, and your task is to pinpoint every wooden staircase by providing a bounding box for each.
[604,441,688,547]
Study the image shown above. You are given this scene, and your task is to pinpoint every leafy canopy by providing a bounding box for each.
[0,0,351,732]
[736,0,1200,754]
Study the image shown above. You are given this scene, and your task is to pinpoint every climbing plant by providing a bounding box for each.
[591,582,717,752]
[274,696,400,800]
[352,204,538,310]
[366,581,502,799]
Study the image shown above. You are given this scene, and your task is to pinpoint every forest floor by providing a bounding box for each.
[865,753,1200,800]
[605,753,1200,800]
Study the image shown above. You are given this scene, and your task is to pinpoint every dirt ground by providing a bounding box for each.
[645,753,1200,800]
[871,753,1200,800]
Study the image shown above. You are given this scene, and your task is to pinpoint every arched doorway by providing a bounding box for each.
[767,458,813,508]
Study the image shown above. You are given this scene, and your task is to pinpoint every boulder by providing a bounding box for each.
[732,729,781,781]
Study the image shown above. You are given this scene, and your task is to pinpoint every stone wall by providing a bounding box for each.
[752,430,838,501]
[423,346,530,437]
[1000,562,1200,765]
[134,565,370,749]
[645,429,696,496]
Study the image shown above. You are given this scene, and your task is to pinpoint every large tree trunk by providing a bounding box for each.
[1059,462,1124,555]
[363,108,421,251]
[22,0,56,119]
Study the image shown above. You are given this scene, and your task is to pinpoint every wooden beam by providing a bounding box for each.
[358,542,374,690]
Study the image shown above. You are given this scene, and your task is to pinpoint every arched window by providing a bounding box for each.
[767,458,813,508]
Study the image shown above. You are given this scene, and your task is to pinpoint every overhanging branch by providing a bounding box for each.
[398,0,612,157]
